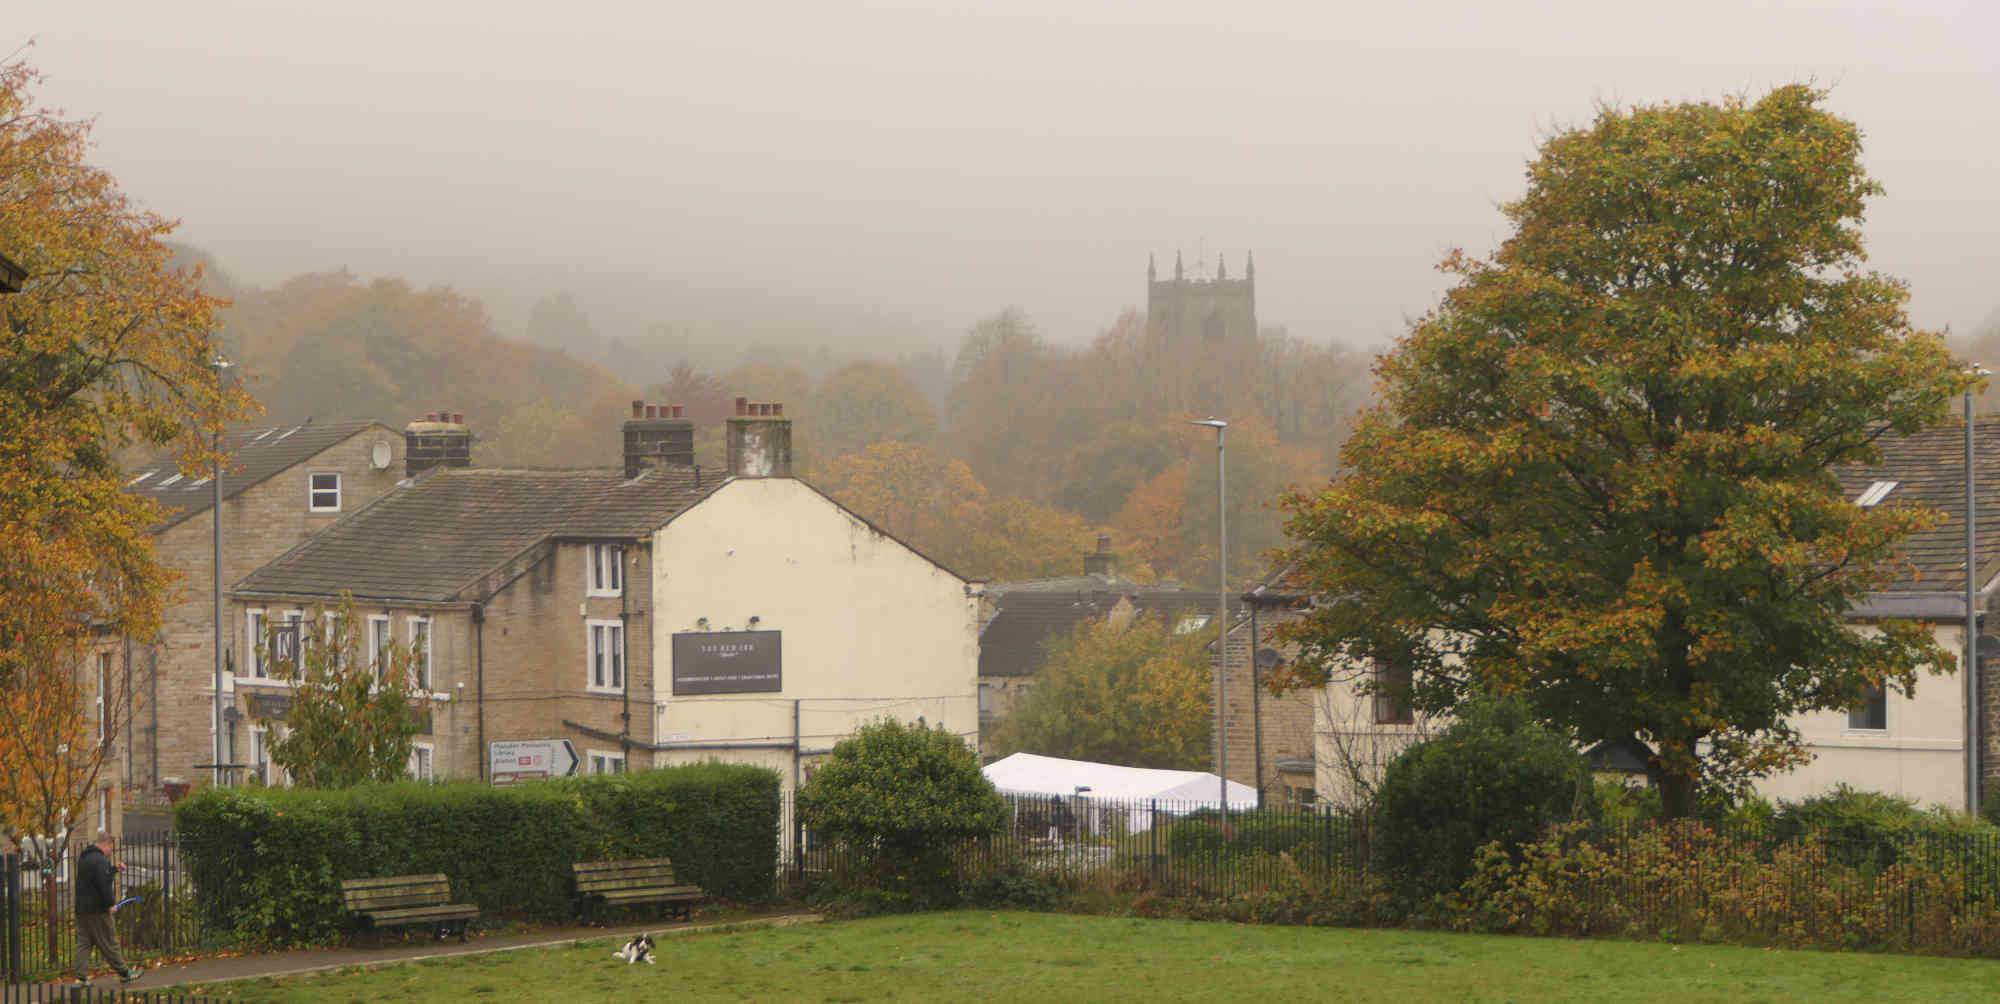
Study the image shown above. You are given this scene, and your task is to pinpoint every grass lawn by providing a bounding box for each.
[164,912,2000,1003]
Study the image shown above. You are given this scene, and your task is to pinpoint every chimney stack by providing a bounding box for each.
[726,397,792,478]
[1083,534,1119,578]
[623,401,695,478]
[405,411,473,476]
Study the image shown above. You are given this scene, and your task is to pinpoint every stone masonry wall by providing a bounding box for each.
[133,428,402,800]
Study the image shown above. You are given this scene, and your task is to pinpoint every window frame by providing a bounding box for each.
[406,616,433,691]
[367,615,392,680]
[586,619,625,694]
[308,471,342,513]
[408,742,435,782]
[587,543,625,597]
[245,608,303,680]
[1847,682,1889,732]
[587,750,627,775]
[95,652,110,743]
[1371,658,1415,726]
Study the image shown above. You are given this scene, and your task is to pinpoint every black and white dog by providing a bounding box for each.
[614,932,656,965]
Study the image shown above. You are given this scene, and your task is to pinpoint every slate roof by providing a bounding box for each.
[126,420,394,532]
[1834,417,2000,597]
[979,573,1211,678]
[234,466,716,604]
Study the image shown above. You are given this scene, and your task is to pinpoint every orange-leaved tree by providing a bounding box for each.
[0,56,256,910]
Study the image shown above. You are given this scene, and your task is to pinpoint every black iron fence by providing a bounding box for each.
[2,832,207,986]
[2,984,247,1004]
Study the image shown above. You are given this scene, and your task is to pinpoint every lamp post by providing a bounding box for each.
[1969,368,1986,815]
[1191,418,1228,815]
[210,355,231,789]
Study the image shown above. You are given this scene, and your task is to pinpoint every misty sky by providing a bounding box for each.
[18,2,1999,351]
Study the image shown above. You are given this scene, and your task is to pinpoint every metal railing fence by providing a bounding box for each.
[3,832,207,986]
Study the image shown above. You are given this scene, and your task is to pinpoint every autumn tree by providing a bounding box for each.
[814,441,1094,581]
[1274,86,1972,818]
[805,360,938,462]
[991,614,1212,770]
[254,597,425,789]
[0,60,255,949]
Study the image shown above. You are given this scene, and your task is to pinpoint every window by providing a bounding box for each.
[249,726,270,786]
[408,743,435,782]
[95,653,110,742]
[407,617,433,691]
[1173,614,1211,635]
[1849,683,1887,731]
[368,616,392,680]
[588,544,624,596]
[247,610,301,679]
[1372,659,1414,725]
[309,472,341,512]
[588,751,627,775]
[1854,480,1899,508]
[587,620,624,693]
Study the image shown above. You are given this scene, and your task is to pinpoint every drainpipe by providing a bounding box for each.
[620,547,632,765]
[473,602,486,782]
[1250,598,1263,809]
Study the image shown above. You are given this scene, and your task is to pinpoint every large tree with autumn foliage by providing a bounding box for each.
[1274,87,1973,818]
[0,60,254,851]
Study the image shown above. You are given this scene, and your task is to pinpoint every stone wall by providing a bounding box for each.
[1212,604,1316,804]
[129,427,402,800]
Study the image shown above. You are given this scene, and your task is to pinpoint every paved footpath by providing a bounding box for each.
[66,913,822,994]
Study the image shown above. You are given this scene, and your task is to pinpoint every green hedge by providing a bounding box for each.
[175,763,780,945]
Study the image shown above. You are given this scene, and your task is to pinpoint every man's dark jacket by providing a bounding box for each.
[75,844,115,913]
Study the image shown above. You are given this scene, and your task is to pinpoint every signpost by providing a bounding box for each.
[488,739,579,786]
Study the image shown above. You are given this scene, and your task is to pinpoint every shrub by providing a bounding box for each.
[1371,697,1594,901]
[175,762,779,945]
[798,718,1006,911]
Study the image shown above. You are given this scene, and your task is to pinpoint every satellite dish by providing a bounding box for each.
[370,440,392,470]
[1254,647,1285,670]
[1978,634,2000,658]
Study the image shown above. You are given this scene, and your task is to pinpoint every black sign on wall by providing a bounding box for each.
[672,630,782,695]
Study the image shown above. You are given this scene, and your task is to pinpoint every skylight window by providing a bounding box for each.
[127,471,157,486]
[250,429,275,442]
[274,425,301,441]
[1855,480,1899,507]
[157,473,184,488]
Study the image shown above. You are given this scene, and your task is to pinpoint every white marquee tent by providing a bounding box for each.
[982,752,1259,833]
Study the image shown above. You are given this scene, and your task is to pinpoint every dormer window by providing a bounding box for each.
[1855,480,1899,507]
[309,472,341,512]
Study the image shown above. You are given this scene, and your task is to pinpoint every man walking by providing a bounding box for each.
[73,831,141,988]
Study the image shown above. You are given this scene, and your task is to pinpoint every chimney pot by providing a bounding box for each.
[735,396,749,416]
[645,404,658,419]
[631,400,645,419]
[1097,534,1112,553]
[452,412,464,425]
[670,404,684,418]
[772,402,784,416]
[424,411,438,422]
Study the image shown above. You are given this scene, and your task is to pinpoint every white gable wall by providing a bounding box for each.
[649,478,981,789]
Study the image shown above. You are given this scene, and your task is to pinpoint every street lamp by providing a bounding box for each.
[1968,366,1987,814]
[1190,417,1228,815]
[210,354,231,789]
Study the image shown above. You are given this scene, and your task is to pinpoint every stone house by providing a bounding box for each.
[227,401,981,805]
[108,419,409,817]
[1295,417,2000,812]
[975,538,1209,756]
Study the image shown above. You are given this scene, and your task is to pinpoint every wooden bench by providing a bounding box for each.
[340,874,479,945]
[572,858,705,924]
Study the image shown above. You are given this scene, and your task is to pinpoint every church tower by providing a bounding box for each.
[1147,251,1257,341]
